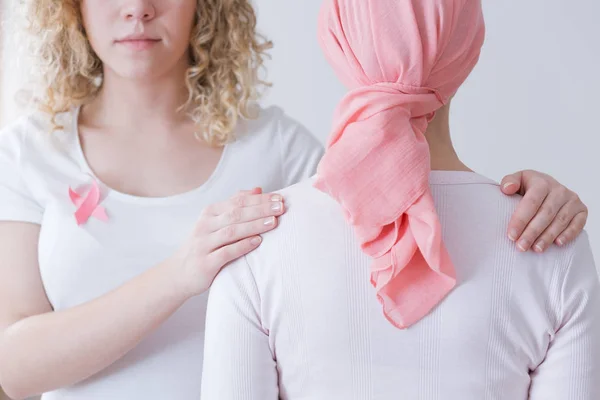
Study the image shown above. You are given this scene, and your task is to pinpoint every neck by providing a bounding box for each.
[82,57,191,135]
[424,104,472,172]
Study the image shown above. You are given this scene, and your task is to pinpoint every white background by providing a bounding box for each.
[0,2,597,398]
[252,0,600,260]
[1,0,599,260]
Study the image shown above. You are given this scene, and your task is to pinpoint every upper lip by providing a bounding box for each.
[116,34,160,42]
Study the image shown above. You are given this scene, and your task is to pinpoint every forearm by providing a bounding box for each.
[0,260,188,399]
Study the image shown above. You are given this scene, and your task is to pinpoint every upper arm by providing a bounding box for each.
[0,222,52,332]
[529,234,600,399]
[0,131,52,333]
[278,116,325,187]
[201,257,279,400]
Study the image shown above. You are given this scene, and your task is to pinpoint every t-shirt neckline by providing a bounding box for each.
[71,106,232,205]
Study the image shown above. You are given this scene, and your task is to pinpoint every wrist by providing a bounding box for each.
[156,257,195,305]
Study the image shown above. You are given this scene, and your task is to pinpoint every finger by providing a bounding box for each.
[211,201,285,231]
[205,192,282,216]
[507,183,550,243]
[556,211,588,247]
[517,187,572,251]
[207,236,263,272]
[210,216,279,250]
[515,194,561,252]
[530,202,574,252]
[238,187,263,195]
[500,171,523,195]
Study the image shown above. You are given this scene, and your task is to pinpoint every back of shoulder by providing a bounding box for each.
[451,180,597,306]
[440,178,595,272]
[256,178,345,248]
[278,178,336,213]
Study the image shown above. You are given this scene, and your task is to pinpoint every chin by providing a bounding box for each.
[111,62,174,82]
[106,54,188,82]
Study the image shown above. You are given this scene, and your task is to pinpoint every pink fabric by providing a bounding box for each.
[315,0,486,328]
[69,179,108,225]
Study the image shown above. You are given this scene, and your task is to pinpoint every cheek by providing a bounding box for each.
[164,24,194,60]
[168,4,197,49]
[80,6,113,56]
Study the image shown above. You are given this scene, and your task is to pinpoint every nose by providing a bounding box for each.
[122,1,156,22]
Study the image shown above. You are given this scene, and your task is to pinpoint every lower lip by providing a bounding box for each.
[117,39,160,51]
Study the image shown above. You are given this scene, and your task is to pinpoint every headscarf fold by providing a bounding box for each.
[315,0,486,328]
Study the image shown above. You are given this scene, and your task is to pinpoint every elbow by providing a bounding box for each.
[1,382,31,400]
[0,332,39,399]
[0,364,37,400]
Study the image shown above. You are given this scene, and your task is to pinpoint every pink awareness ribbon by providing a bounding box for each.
[69,179,109,225]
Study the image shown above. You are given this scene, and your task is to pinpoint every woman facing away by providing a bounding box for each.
[200,0,600,399]
[0,0,592,399]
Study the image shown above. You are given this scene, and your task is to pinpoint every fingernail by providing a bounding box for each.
[264,217,276,226]
[534,241,545,253]
[517,239,529,252]
[556,237,565,246]
[251,236,262,246]
[503,182,517,191]
[271,202,282,212]
[271,194,282,202]
[508,229,518,241]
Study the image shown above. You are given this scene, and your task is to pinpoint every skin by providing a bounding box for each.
[0,1,589,398]
[0,1,282,398]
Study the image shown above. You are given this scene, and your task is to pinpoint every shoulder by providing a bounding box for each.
[235,105,323,154]
[232,105,324,187]
[277,178,335,212]
[0,109,75,162]
[448,178,598,323]
[430,172,521,230]
[245,178,344,267]
[545,230,600,330]
[0,112,48,152]
[559,231,597,289]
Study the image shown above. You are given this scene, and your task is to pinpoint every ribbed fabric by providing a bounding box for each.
[201,171,600,400]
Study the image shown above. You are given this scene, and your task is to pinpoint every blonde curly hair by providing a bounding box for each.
[21,0,272,146]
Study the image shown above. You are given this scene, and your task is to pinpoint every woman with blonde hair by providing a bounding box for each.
[0,0,590,399]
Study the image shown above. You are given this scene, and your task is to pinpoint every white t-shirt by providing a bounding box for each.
[201,173,600,400]
[0,105,324,399]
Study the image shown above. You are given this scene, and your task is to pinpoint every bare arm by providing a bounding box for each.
[0,191,284,399]
[0,221,189,399]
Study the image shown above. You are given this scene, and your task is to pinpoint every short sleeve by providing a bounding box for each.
[0,129,44,224]
[277,115,325,188]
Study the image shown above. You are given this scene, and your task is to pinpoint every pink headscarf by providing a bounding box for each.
[315,0,486,328]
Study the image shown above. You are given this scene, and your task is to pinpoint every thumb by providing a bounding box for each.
[500,171,522,195]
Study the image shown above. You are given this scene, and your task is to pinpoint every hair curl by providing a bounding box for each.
[21,0,272,146]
